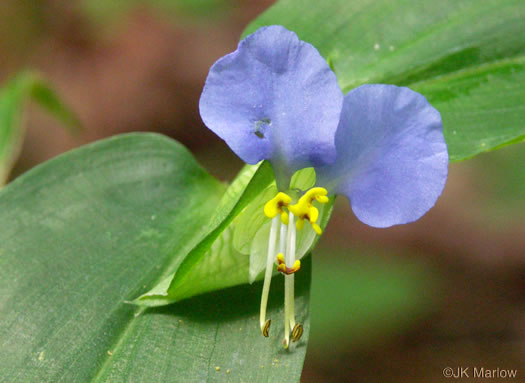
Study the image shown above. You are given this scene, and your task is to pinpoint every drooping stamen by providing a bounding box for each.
[287,213,297,334]
[260,188,327,346]
[282,213,298,348]
[259,216,279,336]
[279,218,288,346]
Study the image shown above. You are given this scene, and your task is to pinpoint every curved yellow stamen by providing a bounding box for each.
[312,223,322,235]
[264,192,292,224]
[307,206,319,223]
[288,187,328,235]
[302,187,329,205]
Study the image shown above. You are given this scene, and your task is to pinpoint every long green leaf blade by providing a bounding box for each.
[0,134,222,381]
[95,257,311,383]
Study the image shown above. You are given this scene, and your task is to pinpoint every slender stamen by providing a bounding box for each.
[283,280,290,347]
[280,218,289,347]
[261,188,326,346]
[283,213,296,348]
[279,220,287,255]
[288,214,296,331]
[260,216,279,336]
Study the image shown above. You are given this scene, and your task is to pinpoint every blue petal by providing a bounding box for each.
[199,25,343,188]
[316,84,448,228]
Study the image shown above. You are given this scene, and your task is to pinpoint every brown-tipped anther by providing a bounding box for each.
[276,256,301,275]
[262,319,271,337]
[291,323,303,342]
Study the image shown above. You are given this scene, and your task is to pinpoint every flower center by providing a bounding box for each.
[259,186,328,348]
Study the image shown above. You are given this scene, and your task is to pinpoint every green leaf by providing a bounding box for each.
[246,0,525,161]
[0,133,310,381]
[0,72,80,185]
[98,256,311,383]
[412,57,525,161]
[135,161,275,306]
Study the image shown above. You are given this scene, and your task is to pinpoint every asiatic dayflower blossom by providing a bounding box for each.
[199,25,448,348]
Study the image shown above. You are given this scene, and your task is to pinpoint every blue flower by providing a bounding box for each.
[199,25,343,190]
[316,84,448,228]
[199,25,448,348]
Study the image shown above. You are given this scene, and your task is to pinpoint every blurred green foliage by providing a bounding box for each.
[83,0,232,22]
[0,72,80,185]
[469,142,525,224]
[309,248,437,354]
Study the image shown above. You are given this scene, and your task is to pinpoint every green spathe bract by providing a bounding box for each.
[135,165,332,306]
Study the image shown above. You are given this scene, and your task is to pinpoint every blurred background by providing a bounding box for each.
[2,0,524,381]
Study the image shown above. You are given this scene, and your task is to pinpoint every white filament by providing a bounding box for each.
[259,216,279,330]
[283,213,297,348]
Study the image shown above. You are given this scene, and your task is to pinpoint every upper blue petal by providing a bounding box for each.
[199,25,343,188]
[316,84,448,228]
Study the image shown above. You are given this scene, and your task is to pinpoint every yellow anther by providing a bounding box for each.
[295,206,317,230]
[301,187,329,205]
[264,192,292,224]
[297,215,322,233]
[287,201,308,220]
[280,211,289,225]
[288,187,328,235]
[312,223,322,235]
[276,253,301,275]
[308,206,319,223]
[316,195,329,203]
